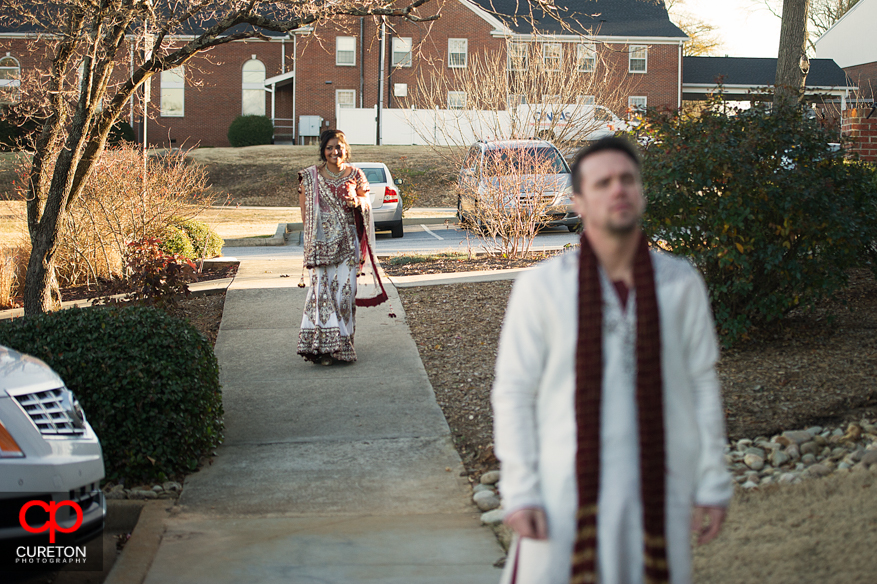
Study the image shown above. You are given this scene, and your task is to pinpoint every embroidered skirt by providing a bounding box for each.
[297,254,358,362]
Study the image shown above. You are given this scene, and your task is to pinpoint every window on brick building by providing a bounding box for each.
[507,43,528,72]
[336,89,356,110]
[392,37,412,67]
[448,38,468,68]
[542,43,562,71]
[628,95,647,115]
[448,91,466,110]
[0,55,21,105]
[629,45,647,73]
[242,58,266,116]
[336,36,356,66]
[577,43,596,73]
[160,66,185,117]
[77,61,103,112]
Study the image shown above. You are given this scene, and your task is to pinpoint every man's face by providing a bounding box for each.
[572,150,645,236]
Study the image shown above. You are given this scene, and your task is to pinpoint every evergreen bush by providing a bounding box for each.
[174,218,223,258]
[160,224,196,259]
[107,120,136,144]
[0,306,223,482]
[227,115,273,147]
[636,97,877,345]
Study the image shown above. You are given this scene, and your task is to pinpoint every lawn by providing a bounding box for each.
[187,144,461,208]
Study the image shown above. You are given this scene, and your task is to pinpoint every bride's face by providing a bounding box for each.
[324,138,347,165]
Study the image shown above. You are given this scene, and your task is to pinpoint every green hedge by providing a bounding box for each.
[637,97,877,345]
[227,115,273,147]
[0,306,223,482]
[160,225,196,259]
[159,218,223,260]
[176,218,223,258]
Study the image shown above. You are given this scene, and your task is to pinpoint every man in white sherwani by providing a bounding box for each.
[492,137,732,584]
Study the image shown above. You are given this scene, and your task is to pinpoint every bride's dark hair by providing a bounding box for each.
[319,129,352,162]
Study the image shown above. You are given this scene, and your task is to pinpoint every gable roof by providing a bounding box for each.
[683,56,852,89]
[467,0,687,38]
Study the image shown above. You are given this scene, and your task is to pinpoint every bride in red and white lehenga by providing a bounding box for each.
[296,129,388,365]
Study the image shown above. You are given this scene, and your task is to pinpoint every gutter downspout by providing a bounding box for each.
[293,33,298,144]
[129,41,134,127]
[677,42,683,109]
[359,18,365,108]
[378,18,386,145]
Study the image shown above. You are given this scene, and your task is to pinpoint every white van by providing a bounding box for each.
[514,103,629,142]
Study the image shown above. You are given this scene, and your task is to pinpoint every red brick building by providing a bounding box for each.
[0,0,689,147]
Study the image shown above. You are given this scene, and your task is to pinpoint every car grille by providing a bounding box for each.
[14,388,85,437]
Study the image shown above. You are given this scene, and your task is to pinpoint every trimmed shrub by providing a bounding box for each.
[0,115,40,152]
[160,225,196,259]
[107,120,136,145]
[227,115,274,147]
[636,97,877,345]
[174,218,223,258]
[0,306,223,482]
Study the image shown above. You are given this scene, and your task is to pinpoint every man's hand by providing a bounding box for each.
[504,507,549,540]
[691,505,726,545]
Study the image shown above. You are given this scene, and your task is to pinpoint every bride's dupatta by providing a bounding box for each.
[300,165,388,307]
[353,203,389,307]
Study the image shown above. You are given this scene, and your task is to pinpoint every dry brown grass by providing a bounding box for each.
[186,144,461,207]
[693,469,877,583]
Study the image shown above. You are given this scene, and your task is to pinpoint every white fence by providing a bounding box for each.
[337,106,513,146]
[336,105,626,146]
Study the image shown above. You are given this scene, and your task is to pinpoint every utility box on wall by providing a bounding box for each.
[299,115,323,145]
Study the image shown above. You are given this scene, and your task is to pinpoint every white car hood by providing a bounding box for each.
[0,345,64,397]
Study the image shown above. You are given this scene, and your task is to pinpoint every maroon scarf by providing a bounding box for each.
[571,232,668,584]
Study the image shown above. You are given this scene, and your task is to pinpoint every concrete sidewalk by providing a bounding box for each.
[142,246,504,583]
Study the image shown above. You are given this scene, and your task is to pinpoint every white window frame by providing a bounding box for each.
[0,55,21,105]
[448,38,468,69]
[76,61,104,112]
[241,58,266,116]
[160,66,185,117]
[335,89,356,110]
[577,43,596,73]
[336,36,356,67]
[628,96,647,114]
[392,37,413,68]
[542,43,562,71]
[629,45,647,73]
[507,94,526,109]
[448,90,467,110]
[507,43,528,72]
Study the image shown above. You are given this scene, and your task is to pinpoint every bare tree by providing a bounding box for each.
[403,41,634,256]
[756,0,859,44]
[809,0,860,35]
[3,0,512,315]
[666,0,724,56]
[774,0,811,104]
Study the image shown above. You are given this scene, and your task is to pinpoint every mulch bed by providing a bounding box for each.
[58,263,238,302]
[397,267,877,483]
[382,251,563,277]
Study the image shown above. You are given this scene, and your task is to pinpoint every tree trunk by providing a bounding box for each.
[774,0,811,105]
[24,224,63,315]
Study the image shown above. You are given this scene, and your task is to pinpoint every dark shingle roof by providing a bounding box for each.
[469,0,687,38]
[683,56,852,88]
